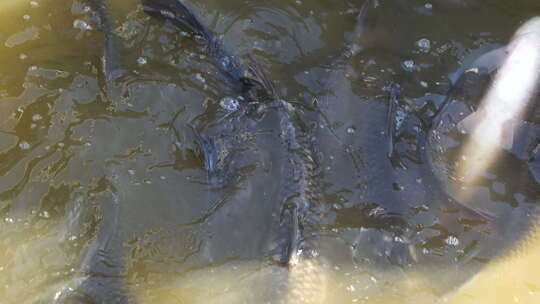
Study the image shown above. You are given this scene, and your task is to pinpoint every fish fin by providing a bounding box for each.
[530,152,540,184]
[143,0,255,97]
[141,0,211,40]
[189,124,217,174]
[244,56,279,100]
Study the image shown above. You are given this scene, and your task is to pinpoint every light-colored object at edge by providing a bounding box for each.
[444,216,540,304]
[456,17,540,184]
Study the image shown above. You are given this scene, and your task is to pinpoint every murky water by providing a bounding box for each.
[0,0,539,303]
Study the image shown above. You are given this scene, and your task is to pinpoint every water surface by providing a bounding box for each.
[0,0,539,303]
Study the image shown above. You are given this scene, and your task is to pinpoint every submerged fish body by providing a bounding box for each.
[301,0,509,295]
[53,2,129,303]
[140,1,341,303]
[141,0,322,288]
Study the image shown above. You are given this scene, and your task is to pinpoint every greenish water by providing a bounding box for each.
[0,0,539,303]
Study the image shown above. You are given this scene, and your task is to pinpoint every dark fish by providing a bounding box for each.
[303,0,498,296]
[53,3,128,303]
[141,0,302,268]
[311,0,414,261]
[142,1,331,302]
[141,0,274,101]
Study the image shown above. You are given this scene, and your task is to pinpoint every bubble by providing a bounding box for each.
[137,57,147,65]
[73,19,92,31]
[416,38,431,52]
[347,127,356,134]
[23,15,31,21]
[393,183,405,191]
[220,97,239,112]
[402,60,415,71]
[220,56,232,70]
[30,1,39,8]
[445,235,459,246]
[32,114,42,121]
[195,73,205,83]
[425,3,433,9]
[19,141,30,150]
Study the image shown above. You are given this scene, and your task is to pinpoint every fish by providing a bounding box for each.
[138,0,388,303]
[282,1,426,302]
[141,0,274,101]
[308,0,502,295]
[140,1,328,303]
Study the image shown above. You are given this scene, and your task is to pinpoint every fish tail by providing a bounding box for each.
[141,0,212,43]
[244,56,280,100]
[142,0,270,99]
